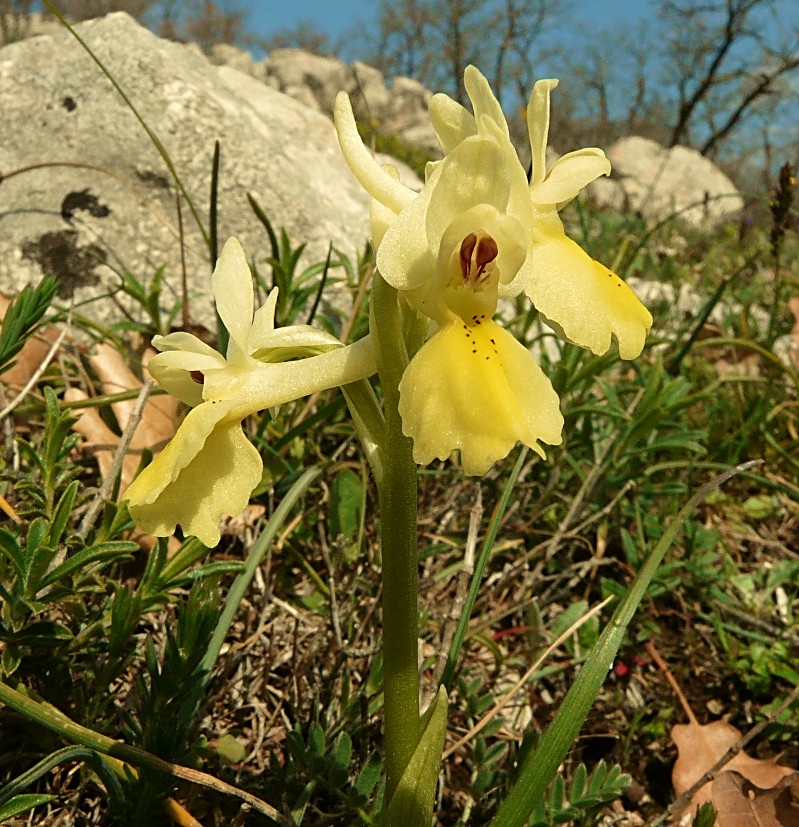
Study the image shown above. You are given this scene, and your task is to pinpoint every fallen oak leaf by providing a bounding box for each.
[711,770,799,827]
[643,640,797,826]
[66,343,179,494]
[672,718,795,816]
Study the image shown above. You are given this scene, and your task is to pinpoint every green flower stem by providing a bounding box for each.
[370,274,421,805]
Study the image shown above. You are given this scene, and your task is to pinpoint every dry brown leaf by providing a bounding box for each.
[789,297,799,338]
[67,343,179,494]
[0,294,61,388]
[711,770,799,826]
[672,718,796,814]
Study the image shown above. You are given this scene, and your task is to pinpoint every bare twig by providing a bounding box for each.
[77,375,154,540]
[428,482,482,694]
[443,597,613,759]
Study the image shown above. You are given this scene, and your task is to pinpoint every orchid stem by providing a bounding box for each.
[370,274,421,805]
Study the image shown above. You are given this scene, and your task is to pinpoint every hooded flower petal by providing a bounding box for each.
[248,287,279,349]
[429,92,477,153]
[528,78,558,188]
[125,400,262,547]
[463,65,510,140]
[146,335,227,406]
[212,238,256,365]
[525,226,653,359]
[398,319,563,475]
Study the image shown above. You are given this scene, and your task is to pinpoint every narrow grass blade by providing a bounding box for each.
[201,466,321,676]
[490,460,761,827]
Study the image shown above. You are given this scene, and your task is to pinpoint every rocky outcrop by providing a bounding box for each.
[0,13,394,330]
[243,48,441,156]
[590,136,743,227]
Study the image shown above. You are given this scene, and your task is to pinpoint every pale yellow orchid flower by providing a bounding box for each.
[334,66,651,475]
[125,238,375,546]
[335,74,562,475]
[524,79,653,359]
[428,69,652,358]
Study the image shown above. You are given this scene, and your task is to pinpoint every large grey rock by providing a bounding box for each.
[0,13,373,330]
[208,42,253,76]
[384,76,439,154]
[259,48,351,116]
[591,136,743,227]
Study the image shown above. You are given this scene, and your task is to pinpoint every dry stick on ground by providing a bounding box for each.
[318,521,344,649]
[0,680,290,825]
[647,640,799,827]
[443,596,613,759]
[428,481,482,696]
[77,375,154,540]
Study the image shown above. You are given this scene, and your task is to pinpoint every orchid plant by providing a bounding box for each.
[125,67,652,825]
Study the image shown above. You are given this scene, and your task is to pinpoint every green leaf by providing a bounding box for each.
[0,794,56,821]
[328,467,364,561]
[39,541,137,590]
[354,751,383,799]
[6,620,73,646]
[332,732,353,771]
[214,733,247,765]
[0,529,25,579]
[0,276,57,376]
[692,802,718,827]
[383,686,448,827]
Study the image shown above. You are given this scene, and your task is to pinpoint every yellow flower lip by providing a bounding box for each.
[398,318,563,475]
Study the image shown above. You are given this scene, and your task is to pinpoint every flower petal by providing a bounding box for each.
[424,137,512,246]
[376,165,441,291]
[152,331,224,360]
[530,149,610,206]
[398,319,563,475]
[527,79,558,187]
[370,163,402,247]
[213,238,254,363]
[525,228,653,359]
[464,65,509,140]
[429,92,476,153]
[147,345,227,406]
[249,287,278,350]
[334,91,415,215]
[125,400,262,547]
[203,333,377,412]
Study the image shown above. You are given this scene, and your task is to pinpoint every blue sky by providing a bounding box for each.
[247,1,651,39]
[246,0,653,68]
